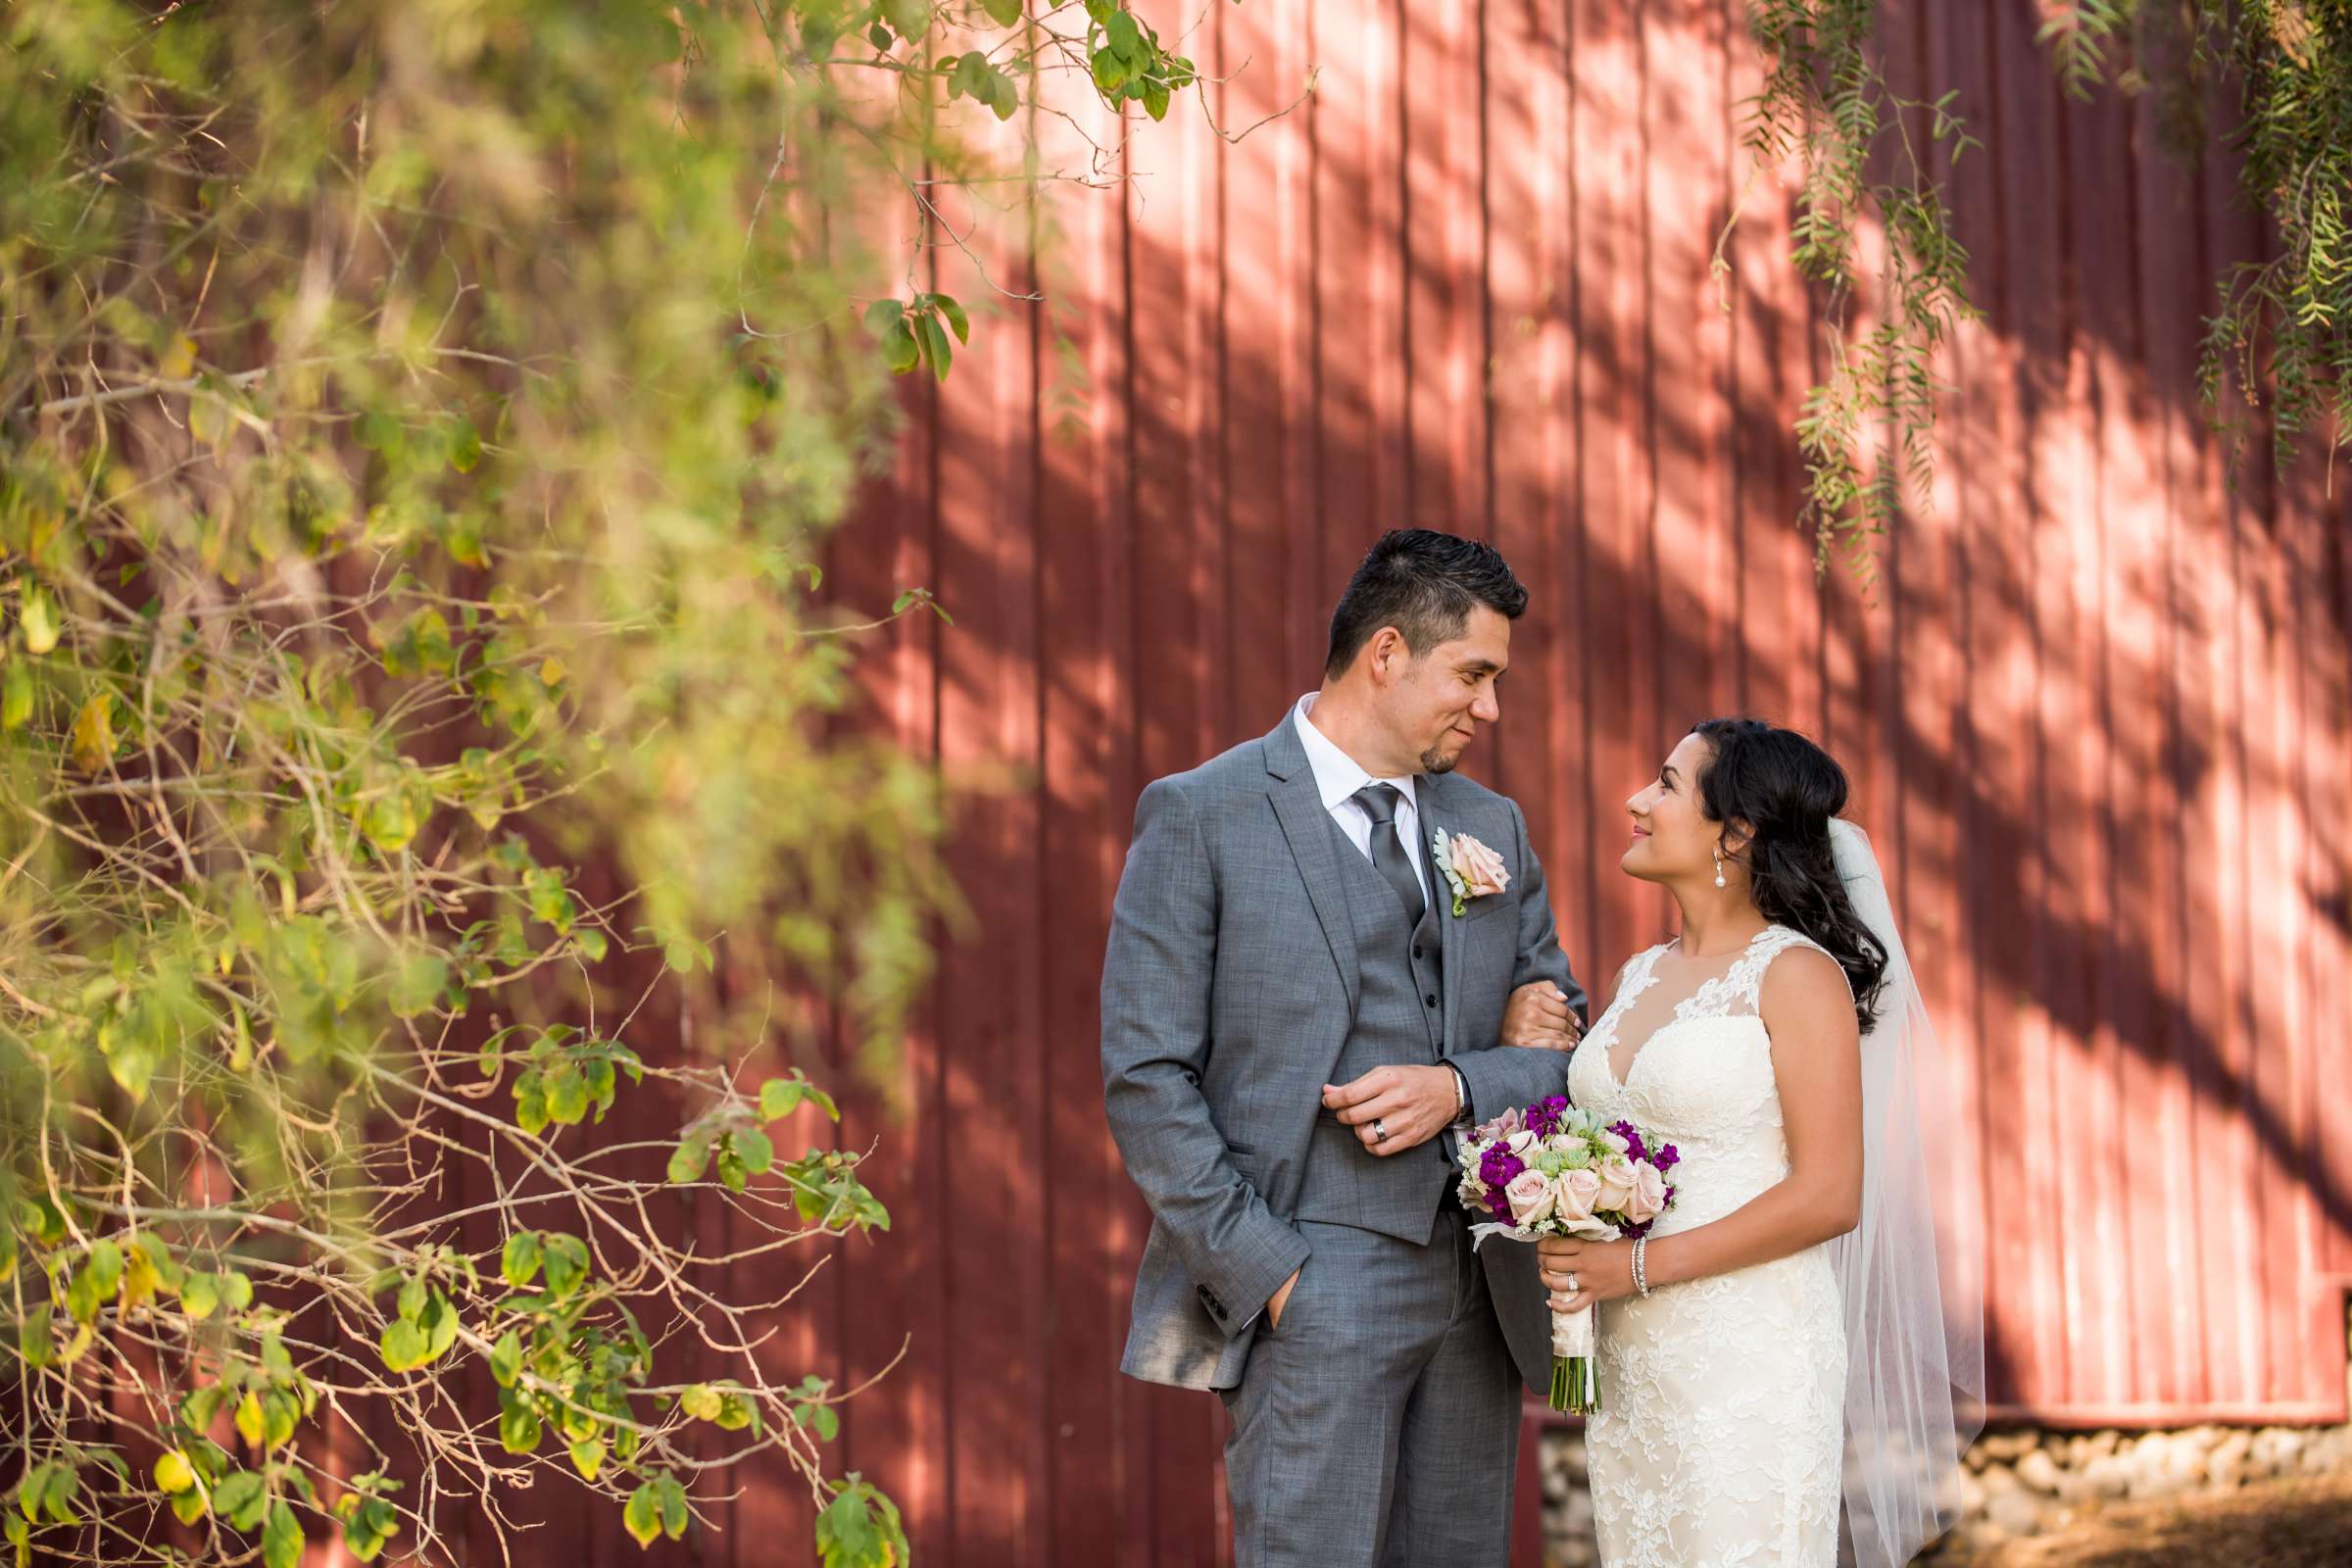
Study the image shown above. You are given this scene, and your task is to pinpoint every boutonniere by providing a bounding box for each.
[1432,828,1512,917]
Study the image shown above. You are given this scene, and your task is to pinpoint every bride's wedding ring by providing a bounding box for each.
[1371,1117,1389,1144]
[1564,1272,1579,1293]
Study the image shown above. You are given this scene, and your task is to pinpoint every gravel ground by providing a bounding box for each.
[1922,1467,2352,1568]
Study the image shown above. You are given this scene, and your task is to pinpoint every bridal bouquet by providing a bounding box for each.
[1456,1095,1678,1413]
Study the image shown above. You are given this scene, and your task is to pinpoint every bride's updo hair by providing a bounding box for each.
[1691,717,1887,1034]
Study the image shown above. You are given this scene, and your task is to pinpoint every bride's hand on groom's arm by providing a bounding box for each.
[1501,981,1582,1051]
[1320,1065,1456,1155]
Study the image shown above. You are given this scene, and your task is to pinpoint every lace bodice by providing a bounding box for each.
[1569,925,1827,1232]
[1569,924,1849,1567]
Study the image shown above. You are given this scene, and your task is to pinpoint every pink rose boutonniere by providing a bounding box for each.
[1433,828,1511,917]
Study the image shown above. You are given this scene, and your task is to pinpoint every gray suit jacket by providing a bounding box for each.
[1102,712,1588,1392]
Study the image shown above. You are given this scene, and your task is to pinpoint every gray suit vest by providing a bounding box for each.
[1289,813,1456,1243]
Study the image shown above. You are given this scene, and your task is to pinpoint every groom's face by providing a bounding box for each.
[1390,605,1511,774]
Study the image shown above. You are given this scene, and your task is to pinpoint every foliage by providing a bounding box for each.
[1737,2,2352,577]
[0,2,1204,1565]
[1736,0,1983,584]
[2042,1,2352,463]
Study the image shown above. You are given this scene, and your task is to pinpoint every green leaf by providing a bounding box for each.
[379,1318,427,1372]
[12,1466,48,1524]
[213,1471,267,1532]
[666,1134,711,1185]
[539,1232,588,1298]
[915,312,953,381]
[659,1474,688,1540]
[622,1484,661,1549]
[498,1390,543,1454]
[730,1127,774,1176]
[568,1438,607,1482]
[502,1231,543,1288]
[38,1465,75,1527]
[679,1382,722,1421]
[448,416,483,473]
[982,0,1022,24]
[544,1060,589,1125]
[488,1329,522,1389]
[1,662,31,729]
[513,1070,550,1135]
[416,1290,460,1365]
[398,1274,427,1321]
[759,1078,804,1120]
[934,294,970,345]
[861,299,904,337]
[881,318,919,375]
[263,1502,303,1568]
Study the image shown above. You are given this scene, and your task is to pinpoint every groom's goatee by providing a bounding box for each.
[1420,750,1461,775]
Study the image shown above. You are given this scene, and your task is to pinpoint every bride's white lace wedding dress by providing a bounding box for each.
[1567,925,1848,1568]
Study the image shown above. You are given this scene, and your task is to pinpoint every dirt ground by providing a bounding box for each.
[1926,1468,2352,1567]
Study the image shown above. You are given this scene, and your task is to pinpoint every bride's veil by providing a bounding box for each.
[1827,819,1985,1565]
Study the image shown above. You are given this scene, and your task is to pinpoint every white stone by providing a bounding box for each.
[2016,1448,2063,1494]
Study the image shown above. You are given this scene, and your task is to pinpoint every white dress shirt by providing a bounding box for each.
[1292,692,1432,909]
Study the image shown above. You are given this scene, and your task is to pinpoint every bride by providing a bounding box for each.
[1535,718,1981,1567]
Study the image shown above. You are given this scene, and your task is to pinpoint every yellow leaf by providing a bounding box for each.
[234,1391,266,1449]
[58,1323,94,1364]
[154,1450,195,1494]
[121,1247,162,1309]
[537,657,565,687]
[161,334,198,381]
[189,393,225,448]
[20,588,59,656]
[70,692,116,771]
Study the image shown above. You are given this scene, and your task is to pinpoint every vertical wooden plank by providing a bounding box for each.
[1570,0,1659,971]
[822,370,948,1549]
[1221,0,1315,732]
[1643,0,1735,737]
[1035,31,1138,1561]
[2045,33,2132,1414]
[1399,0,1487,541]
[1958,0,2062,1413]
[1311,0,1409,567]
[1908,0,1988,1412]
[1123,3,1230,1552]
[1723,6,1820,741]
[1484,0,1580,959]
[924,91,1049,1557]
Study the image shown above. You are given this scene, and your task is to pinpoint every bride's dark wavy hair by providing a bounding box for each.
[1691,717,1887,1034]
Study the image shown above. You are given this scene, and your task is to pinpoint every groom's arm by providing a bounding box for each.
[1442,798,1589,1121]
[1101,777,1309,1340]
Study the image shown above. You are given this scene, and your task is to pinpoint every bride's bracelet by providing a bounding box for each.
[1632,1236,1651,1298]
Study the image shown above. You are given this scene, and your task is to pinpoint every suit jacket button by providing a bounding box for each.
[1425,993,1438,1007]
[1413,946,1424,959]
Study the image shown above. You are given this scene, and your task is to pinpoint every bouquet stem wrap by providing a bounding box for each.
[1549,1299,1598,1414]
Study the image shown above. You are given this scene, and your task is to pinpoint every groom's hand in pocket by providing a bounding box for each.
[1322,1065,1455,1155]
[1266,1266,1301,1329]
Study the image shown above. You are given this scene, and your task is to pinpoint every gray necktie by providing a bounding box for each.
[1352,783,1425,927]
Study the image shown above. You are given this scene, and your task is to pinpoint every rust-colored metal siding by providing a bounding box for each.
[736,3,2351,1563]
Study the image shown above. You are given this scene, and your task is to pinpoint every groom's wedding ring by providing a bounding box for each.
[1371,1117,1389,1144]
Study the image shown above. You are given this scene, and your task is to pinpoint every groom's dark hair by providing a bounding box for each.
[1324,528,1528,680]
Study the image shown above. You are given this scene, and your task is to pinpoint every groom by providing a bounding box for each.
[1102,528,1588,1565]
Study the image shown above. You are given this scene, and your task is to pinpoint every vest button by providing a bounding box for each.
[1425,994,1438,1007]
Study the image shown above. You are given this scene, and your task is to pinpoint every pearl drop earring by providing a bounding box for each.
[1713,847,1726,889]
